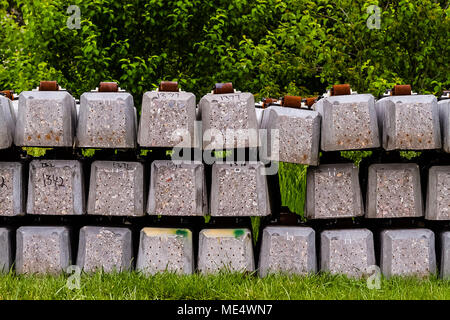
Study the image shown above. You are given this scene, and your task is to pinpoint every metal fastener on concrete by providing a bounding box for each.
[0,162,24,216]
[439,99,450,153]
[0,228,11,272]
[426,166,450,220]
[320,229,376,278]
[0,95,15,149]
[136,227,193,275]
[77,226,133,273]
[380,229,436,277]
[148,160,207,216]
[440,232,450,279]
[27,160,85,215]
[198,228,254,274]
[306,163,363,219]
[210,162,270,217]
[258,226,316,277]
[16,226,71,274]
[260,106,321,165]
[87,161,145,216]
[366,163,422,218]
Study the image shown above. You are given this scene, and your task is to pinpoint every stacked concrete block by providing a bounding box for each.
[148,160,206,216]
[198,229,254,274]
[138,90,196,148]
[27,160,85,215]
[210,162,270,217]
[199,91,259,150]
[0,162,24,216]
[366,163,422,218]
[306,164,363,219]
[439,99,450,153]
[426,166,450,220]
[0,95,15,149]
[136,228,193,275]
[0,228,11,272]
[77,226,133,273]
[76,91,136,148]
[380,229,436,277]
[14,91,76,147]
[314,94,380,151]
[376,95,441,150]
[258,226,316,277]
[16,226,71,274]
[260,106,321,165]
[88,161,145,216]
[440,232,450,279]
[320,229,375,278]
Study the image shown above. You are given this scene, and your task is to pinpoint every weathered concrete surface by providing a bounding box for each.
[376,95,441,150]
[439,99,450,153]
[77,92,136,148]
[88,161,144,216]
[14,91,76,147]
[381,229,436,277]
[258,226,316,277]
[148,160,206,216]
[0,228,11,272]
[198,229,254,274]
[136,227,193,275]
[16,226,71,274]
[199,92,259,149]
[440,232,450,279]
[426,166,450,220]
[210,162,270,217]
[366,163,422,218]
[0,96,15,149]
[77,226,133,272]
[138,91,196,148]
[306,164,363,219]
[320,229,375,278]
[260,106,321,165]
[0,162,24,216]
[27,160,85,215]
[314,94,380,151]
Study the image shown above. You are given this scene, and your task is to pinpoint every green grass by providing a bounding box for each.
[278,162,308,218]
[0,271,449,300]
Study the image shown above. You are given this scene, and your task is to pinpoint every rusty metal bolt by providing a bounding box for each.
[282,95,303,109]
[39,81,59,91]
[158,81,179,92]
[305,97,317,108]
[262,97,279,108]
[0,90,14,100]
[330,84,351,96]
[391,85,412,96]
[213,83,234,94]
[98,82,119,92]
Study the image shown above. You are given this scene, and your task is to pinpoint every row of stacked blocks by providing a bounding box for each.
[0,226,449,278]
[0,160,448,219]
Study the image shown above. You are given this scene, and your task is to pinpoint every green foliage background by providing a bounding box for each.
[1,0,449,105]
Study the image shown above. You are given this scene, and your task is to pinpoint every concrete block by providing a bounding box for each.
[426,166,450,220]
[314,94,379,151]
[440,232,450,279]
[0,228,12,272]
[14,91,76,147]
[148,160,206,216]
[320,229,375,278]
[258,226,316,277]
[376,95,441,150]
[136,228,193,275]
[87,161,144,216]
[76,92,136,148]
[306,163,363,219]
[198,228,254,274]
[255,107,264,129]
[27,160,85,215]
[0,96,15,149]
[366,163,422,218]
[439,99,450,153]
[210,162,270,217]
[77,226,133,272]
[16,226,71,274]
[138,91,196,148]
[0,162,24,216]
[199,92,259,149]
[260,106,321,165]
[381,229,436,277]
